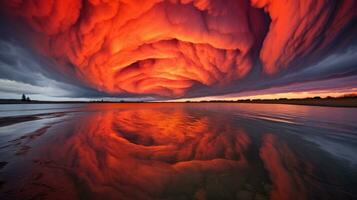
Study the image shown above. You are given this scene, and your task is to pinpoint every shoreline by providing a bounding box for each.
[0,99,356,128]
[0,98,356,108]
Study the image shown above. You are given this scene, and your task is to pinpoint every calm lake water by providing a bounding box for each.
[0,103,356,200]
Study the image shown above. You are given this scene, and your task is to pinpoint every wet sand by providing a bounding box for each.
[0,112,68,127]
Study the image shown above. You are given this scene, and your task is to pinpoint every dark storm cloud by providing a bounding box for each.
[285,48,357,81]
[257,46,357,93]
[0,38,105,99]
[0,39,47,85]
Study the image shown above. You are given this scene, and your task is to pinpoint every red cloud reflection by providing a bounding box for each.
[2,0,355,96]
[12,107,255,199]
[260,134,307,200]
[4,104,352,199]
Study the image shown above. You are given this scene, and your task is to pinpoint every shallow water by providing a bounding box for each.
[0,103,356,200]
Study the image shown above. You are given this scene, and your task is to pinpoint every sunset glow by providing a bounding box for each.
[167,89,357,102]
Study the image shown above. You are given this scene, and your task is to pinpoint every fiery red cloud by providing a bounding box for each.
[2,0,356,97]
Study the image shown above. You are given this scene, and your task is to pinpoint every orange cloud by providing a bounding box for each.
[2,0,355,97]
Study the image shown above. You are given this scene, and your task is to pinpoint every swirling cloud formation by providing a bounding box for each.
[2,0,356,97]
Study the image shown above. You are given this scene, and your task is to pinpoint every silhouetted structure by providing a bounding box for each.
[21,94,31,102]
[21,94,26,101]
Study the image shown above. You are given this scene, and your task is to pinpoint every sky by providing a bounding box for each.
[0,0,356,101]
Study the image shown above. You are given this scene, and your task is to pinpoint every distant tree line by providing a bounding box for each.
[184,94,357,103]
[21,94,31,102]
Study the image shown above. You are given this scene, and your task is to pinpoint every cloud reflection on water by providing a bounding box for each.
[0,104,356,200]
